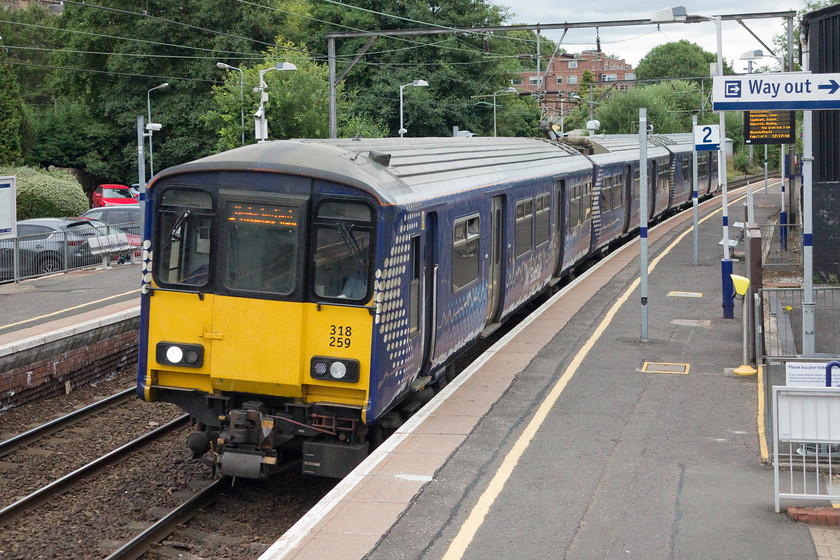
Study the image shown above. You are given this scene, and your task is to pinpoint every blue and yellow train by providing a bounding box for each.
[137,134,718,478]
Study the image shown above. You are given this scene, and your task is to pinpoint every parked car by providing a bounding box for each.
[0,217,140,280]
[81,205,141,236]
[92,184,139,207]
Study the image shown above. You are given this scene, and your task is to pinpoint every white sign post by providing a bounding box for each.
[0,176,16,240]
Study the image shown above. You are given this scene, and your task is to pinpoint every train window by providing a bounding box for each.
[312,200,373,301]
[601,176,612,212]
[409,235,420,333]
[611,174,622,209]
[535,194,550,247]
[515,198,533,257]
[223,203,301,295]
[569,185,580,228]
[633,170,640,200]
[582,182,592,223]
[682,156,691,174]
[155,189,214,287]
[452,214,480,291]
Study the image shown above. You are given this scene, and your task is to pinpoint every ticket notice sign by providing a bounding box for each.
[0,177,15,240]
[744,111,795,145]
[786,361,840,387]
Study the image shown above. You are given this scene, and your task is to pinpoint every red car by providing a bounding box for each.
[91,184,139,207]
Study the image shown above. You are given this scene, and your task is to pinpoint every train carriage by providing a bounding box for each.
[138,133,720,479]
[139,137,596,478]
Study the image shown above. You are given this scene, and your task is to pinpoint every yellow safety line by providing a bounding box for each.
[757,365,769,462]
[442,188,754,559]
[0,290,138,331]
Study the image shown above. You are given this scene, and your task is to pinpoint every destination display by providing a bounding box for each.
[744,111,795,145]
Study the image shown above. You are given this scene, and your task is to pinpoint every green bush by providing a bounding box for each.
[0,165,89,220]
[732,150,753,174]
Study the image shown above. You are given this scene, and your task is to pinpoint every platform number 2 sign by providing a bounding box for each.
[694,124,721,152]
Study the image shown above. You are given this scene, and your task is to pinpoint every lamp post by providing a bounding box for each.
[651,6,733,318]
[216,62,245,146]
[255,62,297,143]
[399,79,428,138]
[146,83,168,178]
[492,87,517,137]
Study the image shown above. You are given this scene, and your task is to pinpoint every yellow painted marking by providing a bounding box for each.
[0,290,138,331]
[668,291,703,298]
[442,188,750,559]
[642,362,690,375]
[757,365,769,463]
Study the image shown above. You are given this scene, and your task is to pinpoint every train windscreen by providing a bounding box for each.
[223,202,301,295]
[155,189,214,287]
[312,200,372,301]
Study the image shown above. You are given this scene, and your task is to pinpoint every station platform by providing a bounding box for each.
[0,265,139,345]
[263,180,829,560]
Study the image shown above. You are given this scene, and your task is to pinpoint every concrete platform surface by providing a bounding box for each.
[263,180,835,560]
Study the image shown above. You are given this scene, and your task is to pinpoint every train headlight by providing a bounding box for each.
[310,357,360,383]
[156,342,204,368]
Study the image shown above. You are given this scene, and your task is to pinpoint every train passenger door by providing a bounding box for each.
[648,160,657,220]
[554,179,565,275]
[622,165,632,233]
[485,195,504,325]
[421,212,437,370]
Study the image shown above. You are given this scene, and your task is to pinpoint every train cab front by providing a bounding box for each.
[138,175,377,479]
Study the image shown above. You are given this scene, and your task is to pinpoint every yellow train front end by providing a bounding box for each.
[138,168,378,479]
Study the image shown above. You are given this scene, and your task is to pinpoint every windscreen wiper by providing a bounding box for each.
[169,210,191,241]
[337,223,366,267]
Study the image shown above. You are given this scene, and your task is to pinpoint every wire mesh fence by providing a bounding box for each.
[0,220,140,284]
[762,287,840,359]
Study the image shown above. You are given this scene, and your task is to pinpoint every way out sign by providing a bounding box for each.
[694,124,720,151]
[713,73,840,110]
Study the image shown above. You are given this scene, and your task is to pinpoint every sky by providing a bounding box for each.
[497,1,807,73]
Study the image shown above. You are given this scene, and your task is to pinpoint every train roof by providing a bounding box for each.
[153,137,594,206]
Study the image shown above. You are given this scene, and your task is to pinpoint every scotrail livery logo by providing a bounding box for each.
[724,81,742,98]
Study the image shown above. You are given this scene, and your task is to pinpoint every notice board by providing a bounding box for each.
[744,110,795,145]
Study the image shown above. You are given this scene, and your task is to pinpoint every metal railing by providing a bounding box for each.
[761,287,840,359]
[0,221,139,285]
[773,385,840,512]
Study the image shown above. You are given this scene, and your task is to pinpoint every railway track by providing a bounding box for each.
[0,413,189,527]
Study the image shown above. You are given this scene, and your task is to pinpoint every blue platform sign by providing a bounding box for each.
[713,73,840,111]
[694,124,720,151]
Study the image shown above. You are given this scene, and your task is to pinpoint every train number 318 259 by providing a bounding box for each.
[329,325,352,348]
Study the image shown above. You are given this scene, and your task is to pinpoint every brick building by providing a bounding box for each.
[0,0,62,12]
[513,50,635,120]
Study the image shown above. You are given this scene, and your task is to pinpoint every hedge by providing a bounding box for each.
[0,165,89,220]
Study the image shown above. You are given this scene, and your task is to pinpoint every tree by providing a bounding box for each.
[585,80,717,135]
[303,0,529,137]
[0,43,25,165]
[635,40,733,81]
[49,0,289,182]
[0,4,61,107]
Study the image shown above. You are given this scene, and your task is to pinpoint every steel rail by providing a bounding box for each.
[0,413,189,527]
[103,460,301,560]
[0,387,136,458]
[103,476,232,560]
